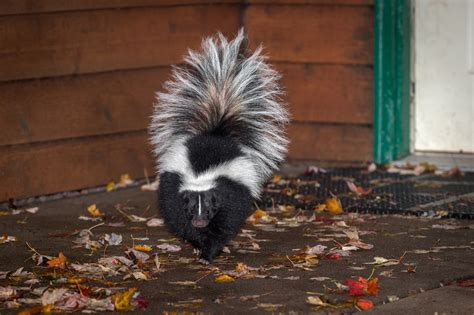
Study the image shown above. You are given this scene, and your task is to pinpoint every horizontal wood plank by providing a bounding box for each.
[0,131,154,201]
[0,1,241,16]
[246,0,372,5]
[0,5,240,81]
[287,123,373,161]
[245,5,373,64]
[0,63,372,146]
[278,63,373,124]
[0,67,170,146]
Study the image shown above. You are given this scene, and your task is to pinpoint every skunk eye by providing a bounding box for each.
[183,197,190,204]
[211,196,217,204]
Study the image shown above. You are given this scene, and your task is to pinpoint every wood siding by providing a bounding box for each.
[0,1,373,201]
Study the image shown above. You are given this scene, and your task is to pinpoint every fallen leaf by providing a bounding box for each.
[106,181,116,192]
[104,233,122,246]
[47,252,67,269]
[257,303,284,311]
[113,288,137,311]
[25,207,39,214]
[215,274,235,283]
[146,218,164,227]
[134,245,153,252]
[156,243,181,252]
[306,296,328,306]
[345,181,373,196]
[367,163,377,173]
[356,298,374,310]
[313,204,327,213]
[41,288,69,305]
[87,204,104,217]
[0,286,17,300]
[0,235,17,244]
[78,216,102,222]
[119,174,133,187]
[305,244,327,255]
[325,197,344,215]
[347,277,380,296]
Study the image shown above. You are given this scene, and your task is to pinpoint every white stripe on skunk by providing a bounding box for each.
[150,29,289,197]
[159,138,261,197]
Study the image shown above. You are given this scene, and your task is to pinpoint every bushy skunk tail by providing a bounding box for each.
[150,29,289,183]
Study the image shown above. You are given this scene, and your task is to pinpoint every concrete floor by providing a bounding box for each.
[0,186,473,314]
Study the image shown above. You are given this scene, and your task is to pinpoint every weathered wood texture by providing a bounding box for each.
[0,63,372,147]
[0,67,170,146]
[0,132,153,201]
[0,1,241,15]
[245,5,373,64]
[278,63,373,124]
[288,123,373,161]
[0,5,240,81]
[0,0,372,16]
[0,1,374,200]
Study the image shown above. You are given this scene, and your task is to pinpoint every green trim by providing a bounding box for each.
[374,0,411,163]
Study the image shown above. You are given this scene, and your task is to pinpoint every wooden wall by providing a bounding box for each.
[0,0,373,201]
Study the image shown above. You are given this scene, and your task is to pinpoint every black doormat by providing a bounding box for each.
[260,167,474,219]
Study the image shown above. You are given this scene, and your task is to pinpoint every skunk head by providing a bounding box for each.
[181,190,219,228]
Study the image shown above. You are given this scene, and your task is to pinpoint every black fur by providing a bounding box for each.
[159,163,253,262]
[186,134,242,175]
[152,31,288,263]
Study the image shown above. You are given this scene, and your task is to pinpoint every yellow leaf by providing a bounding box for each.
[87,204,104,217]
[67,277,86,284]
[235,262,249,274]
[47,252,67,269]
[325,197,344,215]
[120,174,133,187]
[313,204,327,213]
[106,181,115,192]
[253,209,267,219]
[215,274,235,283]
[113,288,137,311]
[134,245,153,252]
[272,174,282,183]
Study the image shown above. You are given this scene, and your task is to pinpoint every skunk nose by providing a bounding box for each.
[191,217,209,228]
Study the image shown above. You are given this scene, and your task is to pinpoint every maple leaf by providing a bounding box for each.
[347,277,380,296]
[87,204,104,217]
[325,197,344,215]
[47,252,67,269]
[347,279,366,296]
[367,278,380,296]
[356,298,374,310]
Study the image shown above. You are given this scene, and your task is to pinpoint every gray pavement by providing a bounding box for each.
[0,186,473,314]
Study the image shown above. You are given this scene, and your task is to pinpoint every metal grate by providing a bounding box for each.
[261,168,474,219]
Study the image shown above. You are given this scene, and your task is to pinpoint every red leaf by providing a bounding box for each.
[356,298,374,310]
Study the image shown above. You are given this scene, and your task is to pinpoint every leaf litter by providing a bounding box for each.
[2,165,471,313]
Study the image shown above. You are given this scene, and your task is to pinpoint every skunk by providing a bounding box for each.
[150,29,289,263]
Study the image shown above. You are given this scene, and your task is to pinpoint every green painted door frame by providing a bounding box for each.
[374,0,412,164]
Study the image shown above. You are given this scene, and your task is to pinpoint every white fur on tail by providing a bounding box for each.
[150,29,289,197]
